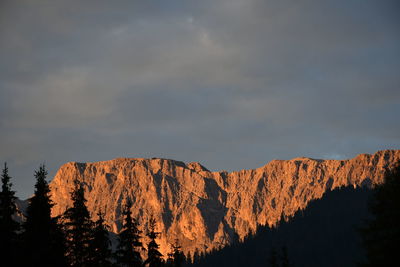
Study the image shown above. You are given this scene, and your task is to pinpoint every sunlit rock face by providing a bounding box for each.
[49,150,400,256]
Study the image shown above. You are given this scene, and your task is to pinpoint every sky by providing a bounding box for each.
[1,0,399,199]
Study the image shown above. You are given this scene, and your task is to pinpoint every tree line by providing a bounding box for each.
[0,163,185,267]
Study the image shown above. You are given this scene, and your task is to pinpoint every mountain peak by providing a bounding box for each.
[49,150,400,256]
[187,162,210,172]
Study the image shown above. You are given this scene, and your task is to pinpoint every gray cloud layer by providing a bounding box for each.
[1,0,399,198]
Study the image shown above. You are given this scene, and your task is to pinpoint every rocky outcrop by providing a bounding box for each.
[49,150,400,256]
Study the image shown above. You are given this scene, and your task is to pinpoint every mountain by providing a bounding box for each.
[49,150,400,256]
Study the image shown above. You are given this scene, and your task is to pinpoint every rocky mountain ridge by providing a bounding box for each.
[49,150,400,256]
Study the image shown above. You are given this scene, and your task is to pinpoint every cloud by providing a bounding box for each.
[0,0,399,198]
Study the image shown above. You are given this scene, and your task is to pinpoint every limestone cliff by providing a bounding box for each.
[49,150,400,256]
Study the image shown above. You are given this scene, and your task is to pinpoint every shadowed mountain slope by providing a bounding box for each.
[192,186,372,267]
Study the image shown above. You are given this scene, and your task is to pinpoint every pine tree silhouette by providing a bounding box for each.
[193,248,200,264]
[186,251,192,265]
[167,239,184,267]
[360,165,400,266]
[22,164,67,267]
[51,215,69,266]
[115,201,144,267]
[63,180,95,267]
[144,215,164,267]
[0,163,20,267]
[268,247,279,267]
[280,246,290,267]
[92,211,113,266]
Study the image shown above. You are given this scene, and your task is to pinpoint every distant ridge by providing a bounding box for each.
[49,150,400,256]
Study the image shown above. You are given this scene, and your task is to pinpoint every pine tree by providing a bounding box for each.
[193,249,200,264]
[166,251,174,266]
[167,239,184,267]
[360,165,400,266]
[268,247,279,267]
[186,251,192,265]
[22,164,67,267]
[92,211,113,266]
[280,246,290,267]
[144,215,164,267]
[0,163,20,266]
[115,201,143,267]
[63,180,95,267]
[51,215,69,266]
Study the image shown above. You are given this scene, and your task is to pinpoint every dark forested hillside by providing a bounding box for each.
[191,187,372,267]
